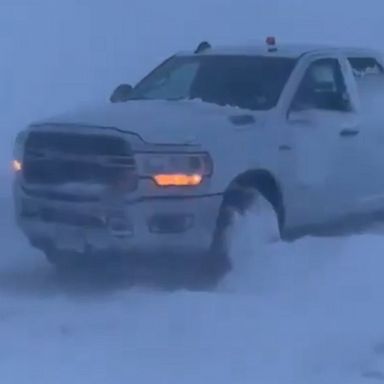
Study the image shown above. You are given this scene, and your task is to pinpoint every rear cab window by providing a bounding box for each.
[348,57,384,78]
[291,58,353,112]
[348,56,384,109]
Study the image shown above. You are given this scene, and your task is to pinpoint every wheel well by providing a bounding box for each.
[221,169,285,227]
[210,170,285,257]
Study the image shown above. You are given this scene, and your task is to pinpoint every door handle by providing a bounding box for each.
[339,128,359,137]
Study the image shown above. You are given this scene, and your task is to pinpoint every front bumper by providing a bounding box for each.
[14,185,222,256]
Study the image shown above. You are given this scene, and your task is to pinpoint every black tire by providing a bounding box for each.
[44,245,118,272]
[44,248,90,271]
[206,204,235,281]
[207,187,283,283]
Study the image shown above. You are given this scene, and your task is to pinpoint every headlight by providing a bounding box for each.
[12,131,27,173]
[136,153,212,186]
[12,160,23,172]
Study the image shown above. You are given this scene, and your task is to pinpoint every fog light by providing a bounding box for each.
[148,214,194,234]
[107,215,134,238]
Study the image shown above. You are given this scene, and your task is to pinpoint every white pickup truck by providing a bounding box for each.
[12,38,384,282]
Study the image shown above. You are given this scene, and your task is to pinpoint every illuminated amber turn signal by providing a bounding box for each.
[12,160,22,172]
[153,174,203,187]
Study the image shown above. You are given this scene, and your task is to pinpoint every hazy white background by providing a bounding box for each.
[2,1,384,384]
[1,0,383,142]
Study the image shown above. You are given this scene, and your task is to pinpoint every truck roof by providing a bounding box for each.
[178,43,380,59]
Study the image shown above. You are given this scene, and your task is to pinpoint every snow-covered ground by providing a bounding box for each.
[2,192,384,384]
[3,1,384,383]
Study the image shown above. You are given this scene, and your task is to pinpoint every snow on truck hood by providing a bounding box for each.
[37,100,267,145]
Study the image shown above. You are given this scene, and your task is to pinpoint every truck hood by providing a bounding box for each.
[37,100,268,145]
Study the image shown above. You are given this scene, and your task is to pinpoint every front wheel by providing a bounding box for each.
[208,189,282,282]
[44,248,91,271]
[44,246,117,272]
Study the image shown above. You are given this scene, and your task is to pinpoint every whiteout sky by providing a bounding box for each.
[2,1,384,384]
[1,0,383,134]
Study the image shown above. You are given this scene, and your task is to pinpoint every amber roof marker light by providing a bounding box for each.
[266,36,278,52]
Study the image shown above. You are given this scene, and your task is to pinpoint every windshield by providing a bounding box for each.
[130,55,296,110]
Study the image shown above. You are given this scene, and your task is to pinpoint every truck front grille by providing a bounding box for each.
[23,130,137,189]
[25,131,130,155]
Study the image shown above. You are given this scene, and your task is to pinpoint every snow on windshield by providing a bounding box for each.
[131,55,295,110]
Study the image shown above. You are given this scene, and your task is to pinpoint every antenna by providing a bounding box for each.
[195,41,211,54]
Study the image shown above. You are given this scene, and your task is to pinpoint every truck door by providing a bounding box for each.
[346,56,384,215]
[284,56,368,225]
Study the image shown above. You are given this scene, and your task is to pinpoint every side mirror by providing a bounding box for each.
[110,84,133,103]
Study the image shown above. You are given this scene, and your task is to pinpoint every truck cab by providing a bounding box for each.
[12,38,384,278]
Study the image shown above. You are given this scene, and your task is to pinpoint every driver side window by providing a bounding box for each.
[140,62,199,100]
[292,58,352,112]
